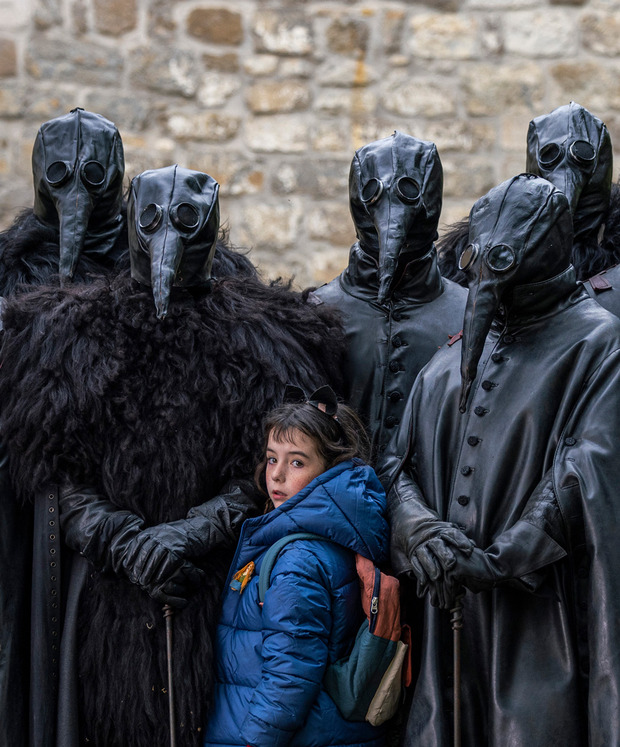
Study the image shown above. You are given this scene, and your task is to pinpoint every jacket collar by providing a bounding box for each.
[339,242,444,305]
[498,265,584,326]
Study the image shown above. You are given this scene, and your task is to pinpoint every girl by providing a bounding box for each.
[204,385,389,747]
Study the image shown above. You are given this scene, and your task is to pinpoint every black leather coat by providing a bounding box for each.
[312,243,466,460]
[385,272,620,745]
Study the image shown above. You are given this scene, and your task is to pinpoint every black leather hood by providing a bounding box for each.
[526,102,612,242]
[128,165,220,320]
[32,108,125,282]
[458,174,573,411]
[349,131,443,303]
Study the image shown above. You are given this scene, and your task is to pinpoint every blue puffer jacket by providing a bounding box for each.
[203,459,389,747]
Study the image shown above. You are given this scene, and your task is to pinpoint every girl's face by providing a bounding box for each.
[265,428,327,509]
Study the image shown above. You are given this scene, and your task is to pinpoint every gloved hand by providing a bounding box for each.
[59,483,204,608]
[446,547,504,593]
[121,529,206,608]
[410,526,476,609]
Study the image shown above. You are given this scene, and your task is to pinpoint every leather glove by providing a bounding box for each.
[409,529,475,609]
[59,483,204,608]
[133,479,263,562]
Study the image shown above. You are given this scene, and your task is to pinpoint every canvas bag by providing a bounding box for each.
[258,532,409,726]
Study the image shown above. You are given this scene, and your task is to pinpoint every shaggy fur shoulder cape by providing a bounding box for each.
[0,272,343,513]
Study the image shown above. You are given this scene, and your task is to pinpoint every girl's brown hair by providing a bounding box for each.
[254,400,370,499]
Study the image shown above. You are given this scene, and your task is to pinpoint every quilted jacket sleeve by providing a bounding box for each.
[241,543,334,747]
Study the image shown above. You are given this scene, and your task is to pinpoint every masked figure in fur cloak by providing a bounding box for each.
[0,112,261,747]
[381,173,620,745]
[438,102,620,301]
[0,164,343,747]
[311,132,466,462]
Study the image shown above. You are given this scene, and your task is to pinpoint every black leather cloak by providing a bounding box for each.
[313,245,465,461]
[383,174,620,745]
[0,271,343,747]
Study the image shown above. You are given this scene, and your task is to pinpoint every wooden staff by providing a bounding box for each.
[450,594,464,747]
[163,604,177,747]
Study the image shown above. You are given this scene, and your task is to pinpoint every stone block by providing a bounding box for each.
[465,0,538,7]
[184,149,264,197]
[504,11,578,57]
[26,36,124,86]
[236,200,302,251]
[382,8,406,54]
[307,246,350,286]
[410,14,481,59]
[83,92,151,131]
[272,158,348,198]
[197,72,241,108]
[279,58,314,78]
[442,157,496,198]
[0,82,22,117]
[581,13,620,56]
[326,18,369,57]
[423,120,496,153]
[147,0,177,39]
[129,47,199,97]
[316,58,376,87]
[245,115,309,153]
[0,38,16,76]
[381,74,457,118]
[315,87,377,115]
[203,53,239,73]
[462,62,544,116]
[550,60,620,112]
[243,55,279,76]
[246,80,310,113]
[310,119,353,153]
[253,10,313,56]
[187,8,243,46]
[71,0,87,35]
[94,0,137,36]
[165,112,240,142]
[307,202,354,246]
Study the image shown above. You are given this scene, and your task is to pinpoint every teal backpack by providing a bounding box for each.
[259,532,410,726]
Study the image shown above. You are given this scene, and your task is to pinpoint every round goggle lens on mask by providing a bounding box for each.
[485,244,516,272]
[396,176,422,204]
[46,161,71,187]
[458,243,478,271]
[569,140,596,167]
[360,178,383,205]
[139,203,163,233]
[82,160,106,187]
[171,203,200,231]
[538,143,562,168]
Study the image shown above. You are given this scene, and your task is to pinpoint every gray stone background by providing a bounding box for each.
[0,0,618,287]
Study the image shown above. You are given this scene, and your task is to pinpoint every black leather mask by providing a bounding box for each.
[349,131,443,303]
[32,108,125,282]
[526,102,612,242]
[458,174,573,412]
[128,165,220,320]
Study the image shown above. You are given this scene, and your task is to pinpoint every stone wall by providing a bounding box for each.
[0,0,618,287]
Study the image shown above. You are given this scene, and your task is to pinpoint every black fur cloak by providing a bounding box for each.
[0,271,344,746]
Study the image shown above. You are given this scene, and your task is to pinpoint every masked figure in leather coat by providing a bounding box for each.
[0,165,343,747]
[311,131,466,461]
[438,102,620,300]
[382,173,620,745]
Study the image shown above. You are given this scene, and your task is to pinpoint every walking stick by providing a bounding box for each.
[163,604,177,747]
[450,593,464,747]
